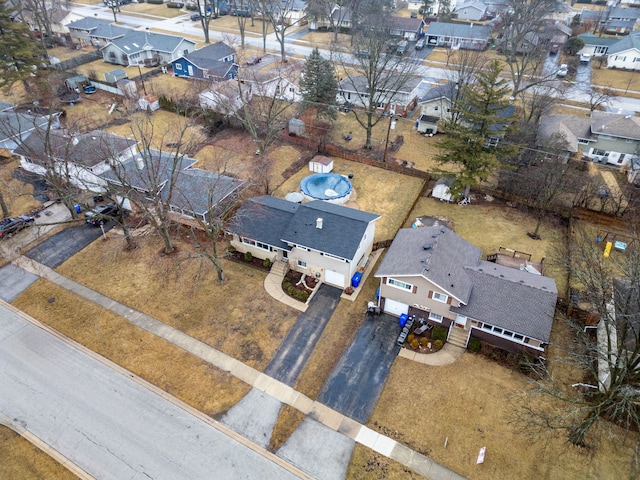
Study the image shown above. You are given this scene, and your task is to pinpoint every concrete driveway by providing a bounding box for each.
[24,222,114,269]
[317,313,400,423]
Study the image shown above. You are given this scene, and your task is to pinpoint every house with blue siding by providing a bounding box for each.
[171,42,237,80]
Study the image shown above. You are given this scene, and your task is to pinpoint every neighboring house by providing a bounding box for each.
[67,18,128,47]
[337,75,425,117]
[386,16,425,41]
[577,33,620,57]
[22,6,83,39]
[100,150,246,225]
[226,195,380,289]
[101,31,196,67]
[538,112,640,166]
[454,1,487,22]
[89,23,130,48]
[580,6,640,35]
[0,103,57,156]
[374,226,558,357]
[67,17,111,44]
[606,32,640,70]
[425,22,491,50]
[540,21,572,47]
[199,79,252,114]
[172,42,237,80]
[243,60,303,102]
[15,129,138,192]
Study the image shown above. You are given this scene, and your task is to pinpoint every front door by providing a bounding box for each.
[454,314,467,329]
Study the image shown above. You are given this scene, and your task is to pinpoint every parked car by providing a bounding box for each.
[232,8,251,16]
[190,13,201,21]
[355,50,370,59]
[557,64,568,78]
[0,215,35,239]
[415,39,426,51]
[246,55,262,65]
[166,2,184,8]
[580,53,591,63]
[83,84,96,94]
[85,203,119,226]
[396,40,408,56]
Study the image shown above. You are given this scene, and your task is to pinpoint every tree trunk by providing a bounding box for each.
[0,188,9,218]
[159,225,174,254]
[568,410,599,447]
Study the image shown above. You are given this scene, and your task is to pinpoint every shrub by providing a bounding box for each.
[468,337,481,352]
[434,339,444,350]
[263,258,272,268]
[228,245,237,254]
[344,286,354,295]
[407,333,415,344]
[420,337,429,346]
[410,338,419,350]
[431,325,448,342]
[244,251,253,262]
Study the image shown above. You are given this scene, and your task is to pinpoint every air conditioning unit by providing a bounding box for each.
[593,156,602,163]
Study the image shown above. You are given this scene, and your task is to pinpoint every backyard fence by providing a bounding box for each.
[50,52,102,71]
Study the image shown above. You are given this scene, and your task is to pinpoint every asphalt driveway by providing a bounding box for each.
[317,313,400,423]
[25,222,115,269]
[264,283,342,386]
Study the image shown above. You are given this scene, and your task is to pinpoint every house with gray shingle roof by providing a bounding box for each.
[537,112,640,167]
[606,32,640,70]
[101,30,196,67]
[100,149,246,225]
[171,42,237,81]
[0,104,58,156]
[454,1,487,22]
[425,22,490,50]
[374,226,557,357]
[226,196,380,289]
[337,75,426,116]
[577,33,620,57]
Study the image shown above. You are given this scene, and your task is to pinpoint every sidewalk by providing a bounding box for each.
[399,342,465,366]
[11,255,467,480]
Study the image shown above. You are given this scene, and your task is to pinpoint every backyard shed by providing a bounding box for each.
[289,118,305,136]
[105,68,127,83]
[309,155,333,173]
[432,177,454,202]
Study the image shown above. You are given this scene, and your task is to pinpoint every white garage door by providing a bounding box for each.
[384,298,409,316]
[325,270,345,288]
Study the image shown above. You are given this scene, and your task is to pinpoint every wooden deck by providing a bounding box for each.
[486,246,544,275]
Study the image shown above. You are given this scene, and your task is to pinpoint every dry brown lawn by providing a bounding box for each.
[295,31,352,49]
[13,279,250,416]
[56,233,299,370]
[62,90,131,132]
[121,2,186,18]
[273,157,426,243]
[406,196,568,296]
[212,16,273,35]
[591,67,640,94]
[0,158,40,216]
[0,426,77,480]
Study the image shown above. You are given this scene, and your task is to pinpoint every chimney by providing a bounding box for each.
[135,156,145,170]
[316,217,323,229]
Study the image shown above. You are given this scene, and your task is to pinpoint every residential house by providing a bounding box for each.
[537,112,640,166]
[374,226,558,357]
[606,33,640,70]
[337,75,425,117]
[580,6,640,35]
[454,1,487,22]
[172,42,237,80]
[100,150,246,226]
[199,79,252,114]
[15,129,138,192]
[66,18,128,47]
[243,59,303,102]
[89,23,130,48]
[0,103,57,156]
[540,21,572,47]
[226,195,380,289]
[386,16,425,41]
[101,31,196,67]
[577,33,620,58]
[21,6,83,40]
[425,22,491,50]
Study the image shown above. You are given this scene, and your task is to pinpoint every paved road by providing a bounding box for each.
[24,223,114,268]
[0,303,303,480]
[264,283,342,386]
[317,313,400,424]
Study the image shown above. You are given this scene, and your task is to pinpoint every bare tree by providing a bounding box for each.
[587,88,613,113]
[231,0,256,48]
[257,0,300,62]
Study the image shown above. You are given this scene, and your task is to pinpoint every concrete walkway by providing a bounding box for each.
[10,255,466,480]
[398,343,466,366]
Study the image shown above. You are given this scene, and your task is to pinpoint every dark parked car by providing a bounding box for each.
[0,215,35,239]
[85,203,119,226]
[246,55,262,65]
[190,13,201,21]
[232,8,251,16]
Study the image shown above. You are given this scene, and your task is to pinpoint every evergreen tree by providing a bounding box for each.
[436,60,516,198]
[299,48,338,121]
[0,3,44,92]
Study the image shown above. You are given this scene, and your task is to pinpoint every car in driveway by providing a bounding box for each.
[85,203,119,226]
[580,53,591,63]
[246,55,262,65]
[0,215,35,239]
[557,64,568,78]
[190,13,201,21]
[415,39,426,50]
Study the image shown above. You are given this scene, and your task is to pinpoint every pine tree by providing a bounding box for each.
[436,60,516,198]
[0,3,45,92]
[299,48,338,121]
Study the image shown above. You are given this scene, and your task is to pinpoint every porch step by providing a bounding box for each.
[270,260,289,277]
[447,327,469,349]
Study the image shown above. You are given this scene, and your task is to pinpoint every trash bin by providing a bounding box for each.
[399,313,409,327]
[74,204,82,214]
[351,271,362,288]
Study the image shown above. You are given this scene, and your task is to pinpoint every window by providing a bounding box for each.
[616,56,627,62]
[432,291,448,303]
[388,278,413,291]
[514,334,524,341]
[428,312,442,322]
[297,260,307,268]
[434,106,439,111]
[577,138,589,145]
[635,57,640,63]
[175,63,182,70]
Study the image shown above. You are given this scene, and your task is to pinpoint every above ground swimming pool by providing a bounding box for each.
[300,173,353,204]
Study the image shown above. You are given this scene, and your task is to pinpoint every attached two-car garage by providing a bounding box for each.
[382,298,409,316]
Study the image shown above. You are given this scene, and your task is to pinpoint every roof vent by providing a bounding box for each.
[520,280,525,283]
[135,156,144,170]
[440,227,446,233]
[316,217,323,229]
[423,244,432,250]
[424,267,430,272]
[499,274,504,278]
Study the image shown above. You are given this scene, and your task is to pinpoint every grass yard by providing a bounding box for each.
[13,279,250,417]
[212,16,274,35]
[0,426,77,480]
[144,72,206,101]
[0,159,40,216]
[56,233,299,370]
[273,157,426,243]
[406,196,568,296]
[368,352,635,480]
[120,2,186,18]
[591,67,640,95]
